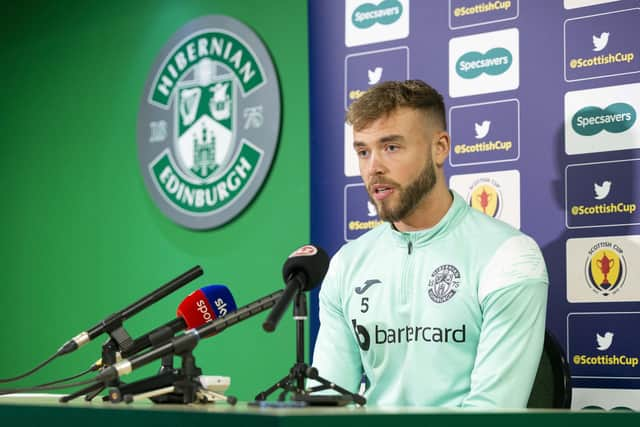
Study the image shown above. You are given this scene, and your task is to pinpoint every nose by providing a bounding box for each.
[365,151,385,177]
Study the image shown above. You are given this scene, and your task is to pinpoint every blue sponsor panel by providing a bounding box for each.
[345,47,409,110]
[565,159,640,228]
[449,99,519,166]
[449,0,518,29]
[564,8,640,81]
[345,183,383,241]
[567,312,640,379]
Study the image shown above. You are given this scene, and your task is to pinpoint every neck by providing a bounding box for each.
[392,182,453,232]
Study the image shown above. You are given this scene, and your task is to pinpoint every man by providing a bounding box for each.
[311,80,548,408]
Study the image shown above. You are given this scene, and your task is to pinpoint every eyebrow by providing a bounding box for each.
[353,134,404,148]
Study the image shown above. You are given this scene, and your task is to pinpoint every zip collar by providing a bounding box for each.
[385,190,468,250]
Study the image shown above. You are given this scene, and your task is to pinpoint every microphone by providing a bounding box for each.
[119,285,237,358]
[58,266,203,356]
[262,245,329,332]
[96,290,284,382]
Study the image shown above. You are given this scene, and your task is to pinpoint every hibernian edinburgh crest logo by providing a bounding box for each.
[138,16,281,229]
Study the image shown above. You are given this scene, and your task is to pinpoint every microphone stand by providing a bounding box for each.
[60,323,134,403]
[103,345,237,405]
[254,291,366,406]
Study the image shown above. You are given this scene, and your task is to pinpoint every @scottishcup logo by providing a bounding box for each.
[427,265,461,303]
[585,242,627,296]
[138,15,281,230]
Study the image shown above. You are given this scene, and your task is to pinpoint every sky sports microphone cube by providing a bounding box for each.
[177,285,238,329]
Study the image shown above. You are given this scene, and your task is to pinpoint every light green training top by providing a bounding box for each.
[312,190,549,408]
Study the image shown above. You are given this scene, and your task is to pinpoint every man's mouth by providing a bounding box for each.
[371,184,394,201]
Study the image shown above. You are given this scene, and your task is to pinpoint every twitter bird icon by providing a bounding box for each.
[594,180,612,200]
[596,332,614,351]
[592,32,610,52]
[368,67,383,85]
[367,201,378,217]
[474,120,491,139]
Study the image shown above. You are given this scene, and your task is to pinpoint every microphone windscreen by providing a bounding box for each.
[177,285,237,329]
[282,245,330,291]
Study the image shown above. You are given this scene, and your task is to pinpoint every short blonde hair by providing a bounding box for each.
[346,80,446,131]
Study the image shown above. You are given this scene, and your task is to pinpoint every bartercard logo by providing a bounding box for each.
[594,180,612,200]
[474,120,491,139]
[592,32,610,52]
[351,319,467,351]
[571,103,636,136]
[596,331,614,351]
[351,0,403,28]
[456,47,512,79]
[368,67,383,85]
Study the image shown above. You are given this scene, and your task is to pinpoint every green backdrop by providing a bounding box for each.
[0,0,309,401]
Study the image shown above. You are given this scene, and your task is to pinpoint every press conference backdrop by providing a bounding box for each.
[0,1,309,400]
[309,0,640,410]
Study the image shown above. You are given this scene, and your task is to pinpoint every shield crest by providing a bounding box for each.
[175,70,236,180]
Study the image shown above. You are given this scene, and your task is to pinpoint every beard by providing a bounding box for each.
[368,161,437,223]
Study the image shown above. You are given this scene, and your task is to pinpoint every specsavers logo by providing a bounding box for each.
[571,103,636,136]
[449,28,519,97]
[565,83,640,155]
[345,0,409,47]
[137,16,280,230]
[584,241,627,297]
[456,47,512,79]
[351,0,403,28]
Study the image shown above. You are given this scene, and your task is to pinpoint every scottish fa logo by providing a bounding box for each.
[584,242,627,296]
[467,178,503,219]
[138,16,281,230]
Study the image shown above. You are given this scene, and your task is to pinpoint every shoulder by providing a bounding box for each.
[477,230,549,302]
[333,222,390,262]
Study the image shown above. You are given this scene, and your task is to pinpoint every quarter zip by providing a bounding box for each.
[400,233,416,304]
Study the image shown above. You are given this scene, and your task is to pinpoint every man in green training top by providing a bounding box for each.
[311,80,548,408]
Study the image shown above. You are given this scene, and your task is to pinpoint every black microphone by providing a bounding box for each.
[96,290,284,382]
[262,245,329,332]
[58,266,203,356]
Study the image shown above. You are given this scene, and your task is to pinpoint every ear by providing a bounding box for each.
[432,131,450,167]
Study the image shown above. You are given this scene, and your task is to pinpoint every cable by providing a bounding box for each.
[0,350,60,384]
[0,377,100,396]
[33,364,98,388]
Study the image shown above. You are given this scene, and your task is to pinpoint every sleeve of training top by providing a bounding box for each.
[311,250,363,393]
[461,235,549,408]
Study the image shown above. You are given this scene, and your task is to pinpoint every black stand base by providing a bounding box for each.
[254,362,365,406]
[255,291,366,406]
[106,352,237,405]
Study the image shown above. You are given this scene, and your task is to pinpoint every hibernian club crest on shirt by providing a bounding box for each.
[427,265,461,303]
[137,15,281,230]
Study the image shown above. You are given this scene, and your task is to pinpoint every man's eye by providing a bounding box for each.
[386,145,399,152]
[357,150,369,158]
